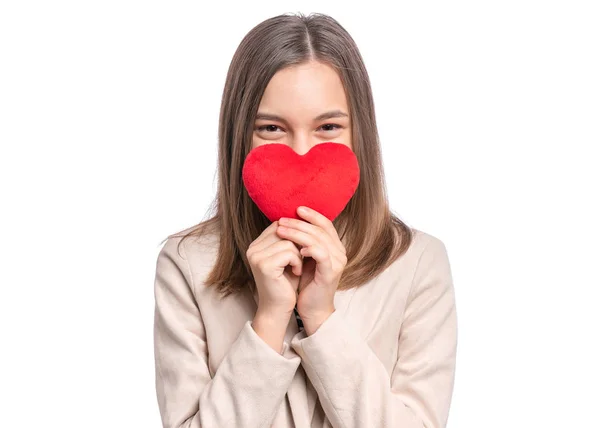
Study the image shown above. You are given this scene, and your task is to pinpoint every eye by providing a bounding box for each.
[256,124,284,132]
[319,123,342,131]
[256,123,342,133]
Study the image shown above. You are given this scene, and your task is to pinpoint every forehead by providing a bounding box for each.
[258,62,349,119]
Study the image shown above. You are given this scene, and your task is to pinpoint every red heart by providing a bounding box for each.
[242,142,360,222]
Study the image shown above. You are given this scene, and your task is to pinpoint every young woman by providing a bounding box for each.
[153,12,457,428]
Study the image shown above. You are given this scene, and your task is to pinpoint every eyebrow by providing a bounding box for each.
[255,110,349,123]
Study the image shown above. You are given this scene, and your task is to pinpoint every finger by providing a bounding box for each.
[262,246,303,276]
[276,225,319,249]
[300,244,332,274]
[261,239,301,262]
[283,214,345,255]
[250,221,278,246]
[249,221,283,254]
[330,250,348,270]
[296,206,340,242]
[278,218,330,247]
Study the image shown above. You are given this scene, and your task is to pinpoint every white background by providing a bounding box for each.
[1,1,598,427]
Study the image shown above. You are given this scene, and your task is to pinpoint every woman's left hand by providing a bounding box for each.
[276,206,348,334]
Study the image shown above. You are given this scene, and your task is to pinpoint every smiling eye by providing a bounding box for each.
[256,123,342,133]
[257,125,283,132]
[320,123,342,131]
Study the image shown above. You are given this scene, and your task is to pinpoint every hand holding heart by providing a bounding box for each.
[243,142,359,333]
[277,205,347,324]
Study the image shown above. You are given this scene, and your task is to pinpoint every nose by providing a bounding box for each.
[290,134,313,156]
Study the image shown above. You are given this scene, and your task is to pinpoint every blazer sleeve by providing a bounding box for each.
[290,236,458,428]
[153,236,302,428]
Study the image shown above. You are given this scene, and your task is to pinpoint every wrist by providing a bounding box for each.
[299,307,335,336]
[255,306,293,325]
[297,306,335,323]
[252,309,292,355]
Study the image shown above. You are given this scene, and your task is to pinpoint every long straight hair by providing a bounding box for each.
[165,12,413,299]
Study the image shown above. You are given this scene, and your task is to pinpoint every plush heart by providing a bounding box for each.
[242,142,360,222]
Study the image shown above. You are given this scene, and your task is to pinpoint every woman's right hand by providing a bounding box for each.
[246,220,303,316]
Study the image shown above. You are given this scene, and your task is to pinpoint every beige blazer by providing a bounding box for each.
[153,227,457,428]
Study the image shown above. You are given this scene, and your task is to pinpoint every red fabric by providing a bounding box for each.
[242,142,360,222]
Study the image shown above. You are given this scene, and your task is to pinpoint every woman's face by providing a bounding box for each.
[252,60,352,155]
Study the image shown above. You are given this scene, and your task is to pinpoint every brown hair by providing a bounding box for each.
[163,12,413,299]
